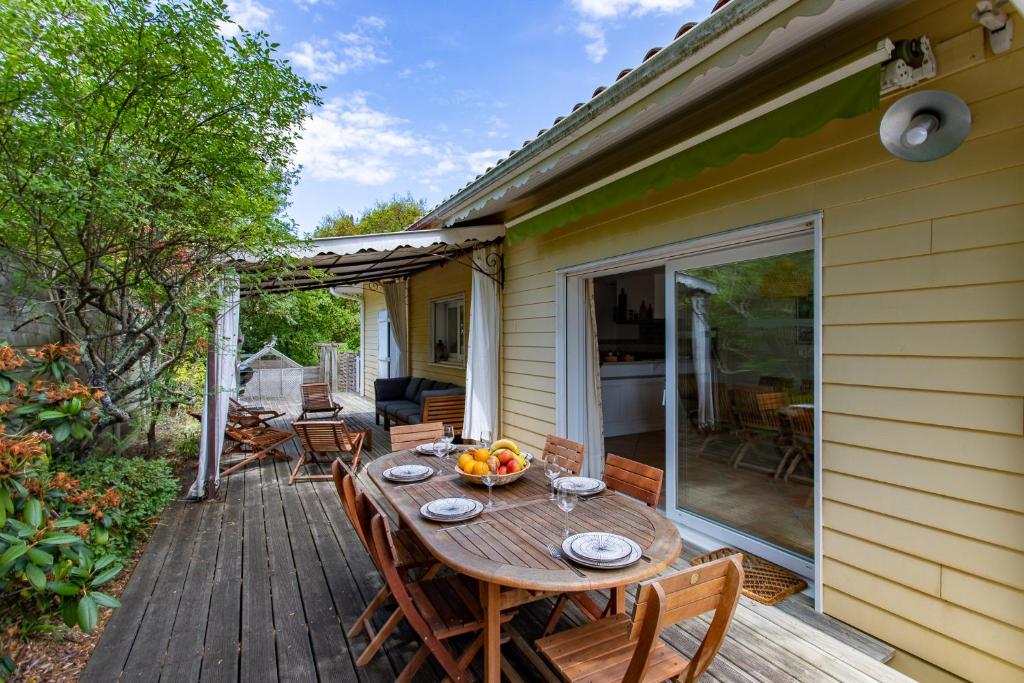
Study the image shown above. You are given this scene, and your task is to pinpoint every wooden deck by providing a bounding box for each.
[83,392,907,682]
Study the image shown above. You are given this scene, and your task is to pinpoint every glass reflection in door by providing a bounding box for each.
[676,250,814,558]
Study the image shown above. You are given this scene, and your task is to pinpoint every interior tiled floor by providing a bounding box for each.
[605,428,814,558]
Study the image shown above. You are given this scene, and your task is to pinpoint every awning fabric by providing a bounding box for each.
[508,64,881,243]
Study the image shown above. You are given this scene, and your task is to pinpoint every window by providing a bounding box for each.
[430,295,465,366]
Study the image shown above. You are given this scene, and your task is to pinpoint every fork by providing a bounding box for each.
[546,543,586,578]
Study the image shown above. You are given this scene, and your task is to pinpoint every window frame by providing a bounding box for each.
[429,293,467,368]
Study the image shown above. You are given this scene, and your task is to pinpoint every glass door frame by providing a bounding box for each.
[664,226,821,588]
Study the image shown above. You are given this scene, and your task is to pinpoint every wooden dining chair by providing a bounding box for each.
[370,512,515,682]
[220,426,293,477]
[330,460,437,667]
[299,382,342,420]
[536,554,744,683]
[778,406,814,482]
[229,397,284,427]
[389,422,444,452]
[603,454,664,508]
[730,386,786,470]
[290,420,363,484]
[543,434,585,475]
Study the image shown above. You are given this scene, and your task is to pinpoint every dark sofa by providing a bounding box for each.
[374,376,466,433]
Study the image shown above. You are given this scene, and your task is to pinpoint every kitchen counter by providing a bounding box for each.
[600,361,665,437]
[600,360,665,379]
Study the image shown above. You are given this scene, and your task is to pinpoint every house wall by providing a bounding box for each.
[499,1,1024,680]
[361,257,471,399]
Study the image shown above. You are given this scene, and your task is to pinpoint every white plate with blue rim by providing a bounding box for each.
[554,476,606,496]
[420,497,483,522]
[562,532,641,569]
[382,464,434,483]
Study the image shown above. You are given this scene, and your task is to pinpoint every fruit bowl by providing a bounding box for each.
[455,440,531,487]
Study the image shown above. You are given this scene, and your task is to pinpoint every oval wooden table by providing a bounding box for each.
[365,450,682,682]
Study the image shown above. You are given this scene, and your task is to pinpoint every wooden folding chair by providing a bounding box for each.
[299,382,342,420]
[220,426,293,477]
[543,434,585,476]
[370,512,515,682]
[229,397,284,427]
[330,461,437,667]
[536,554,744,683]
[603,454,664,508]
[389,422,444,452]
[778,406,814,482]
[290,420,362,484]
[730,386,786,471]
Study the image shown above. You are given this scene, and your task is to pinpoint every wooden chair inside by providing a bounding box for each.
[603,454,664,508]
[536,554,744,683]
[330,460,436,668]
[389,422,444,452]
[729,386,786,470]
[220,426,293,477]
[290,420,362,484]
[543,434,585,476]
[420,395,465,437]
[778,406,814,482]
[299,382,342,420]
[228,397,284,426]
[370,512,515,682]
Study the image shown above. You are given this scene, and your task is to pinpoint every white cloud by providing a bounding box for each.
[286,17,389,83]
[569,0,695,62]
[295,94,508,189]
[577,21,607,63]
[219,0,272,36]
[572,0,694,18]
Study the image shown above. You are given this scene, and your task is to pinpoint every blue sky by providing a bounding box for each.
[220,0,717,235]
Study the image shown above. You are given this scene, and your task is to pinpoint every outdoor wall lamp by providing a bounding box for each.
[879,90,972,162]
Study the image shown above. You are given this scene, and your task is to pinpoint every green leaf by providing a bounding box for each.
[27,547,54,565]
[0,501,5,528]
[52,518,83,529]
[90,591,121,609]
[39,533,82,546]
[61,597,79,627]
[94,554,118,570]
[51,364,63,383]
[78,594,98,632]
[23,497,42,528]
[70,397,82,415]
[0,543,27,566]
[0,487,11,513]
[71,422,88,440]
[25,562,47,590]
[90,563,123,586]
[53,421,72,442]
[38,410,67,421]
[47,581,80,596]
[0,376,10,393]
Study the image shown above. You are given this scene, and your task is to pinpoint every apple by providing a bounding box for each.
[498,465,508,475]
[494,449,515,465]
[506,460,520,474]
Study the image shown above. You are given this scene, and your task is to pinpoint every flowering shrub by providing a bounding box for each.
[0,344,124,637]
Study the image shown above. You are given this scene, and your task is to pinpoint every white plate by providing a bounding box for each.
[420,498,483,523]
[562,533,641,569]
[570,532,632,563]
[555,477,606,495]
[424,497,478,518]
[415,443,455,455]
[383,464,433,482]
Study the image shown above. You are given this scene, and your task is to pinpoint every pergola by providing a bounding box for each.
[188,224,505,499]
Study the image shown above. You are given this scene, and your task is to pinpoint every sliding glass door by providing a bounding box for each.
[664,232,816,573]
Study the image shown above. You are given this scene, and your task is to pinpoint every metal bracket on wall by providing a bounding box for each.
[434,243,505,289]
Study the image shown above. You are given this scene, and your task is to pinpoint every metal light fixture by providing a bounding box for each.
[880,90,972,162]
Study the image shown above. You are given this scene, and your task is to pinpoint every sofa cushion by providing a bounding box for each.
[384,400,420,418]
[394,405,423,423]
[433,382,451,390]
[415,379,437,402]
[375,399,408,415]
[403,377,423,401]
[375,376,410,402]
[420,388,464,400]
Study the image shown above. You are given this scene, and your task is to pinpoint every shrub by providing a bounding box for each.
[71,457,178,559]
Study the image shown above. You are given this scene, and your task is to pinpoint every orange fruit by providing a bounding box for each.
[473,448,490,462]
[458,453,474,471]
[472,461,490,476]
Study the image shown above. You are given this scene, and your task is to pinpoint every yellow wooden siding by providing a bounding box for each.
[499,1,1024,678]
[407,258,470,387]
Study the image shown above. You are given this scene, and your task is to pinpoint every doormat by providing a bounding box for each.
[690,547,807,605]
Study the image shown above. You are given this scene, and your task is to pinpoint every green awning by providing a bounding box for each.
[508,62,882,243]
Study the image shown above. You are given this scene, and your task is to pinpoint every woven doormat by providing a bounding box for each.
[690,547,807,605]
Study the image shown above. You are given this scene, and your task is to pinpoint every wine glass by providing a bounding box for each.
[481,472,496,510]
[443,424,455,453]
[433,439,449,470]
[557,487,577,538]
[479,430,492,450]
[544,456,561,500]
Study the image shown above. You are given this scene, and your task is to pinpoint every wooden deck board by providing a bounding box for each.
[85,391,906,682]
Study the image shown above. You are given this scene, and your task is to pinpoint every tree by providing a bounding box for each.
[240,290,359,367]
[313,194,425,237]
[0,0,319,428]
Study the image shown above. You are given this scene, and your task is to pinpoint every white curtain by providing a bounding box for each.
[189,279,240,499]
[463,245,501,441]
[319,343,339,390]
[692,295,718,429]
[582,278,605,478]
[383,280,409,377]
